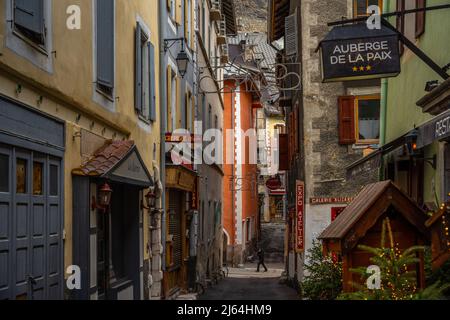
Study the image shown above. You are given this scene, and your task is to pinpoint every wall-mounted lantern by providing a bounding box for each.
[142,187,157,210]
[405,128,419,156]
[92,182,113,212]
[164,38,190,78]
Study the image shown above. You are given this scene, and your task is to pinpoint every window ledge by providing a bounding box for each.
[352,143,379,150]
[12,29,48,56]
[138,114,151,125]
[95,87,115,102]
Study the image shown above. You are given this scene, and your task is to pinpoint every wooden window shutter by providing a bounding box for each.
[175,0,182,25]
[338,96,356,145]
[396,0,405,55]
[149,42,156,122]
[288,112,294,161]
[184,0,188,41]
[96,0,115,90]
[14,0,45,44]
[167,66,172,132]
[284,10,298,57]
[176,76,181,129]
[294,106,299,153]
[278,133,289,171]
[135,22,143,113]
[191,1,195,49]
[415,0,426,38]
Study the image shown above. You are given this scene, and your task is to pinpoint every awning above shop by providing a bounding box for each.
[165,164,197,192]
[319,180,429,253]
[72,140,153,188]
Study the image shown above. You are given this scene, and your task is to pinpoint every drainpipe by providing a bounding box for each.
[158,0,167,274]
[379,0,390,181]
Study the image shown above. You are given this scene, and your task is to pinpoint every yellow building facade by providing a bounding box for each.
[0,0,161,300]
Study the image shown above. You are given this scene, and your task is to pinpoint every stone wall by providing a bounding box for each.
[301,0,378,201]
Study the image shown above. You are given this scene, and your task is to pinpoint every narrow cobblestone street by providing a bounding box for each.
[200,264,299,300]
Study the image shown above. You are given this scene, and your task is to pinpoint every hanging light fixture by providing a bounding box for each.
[142,187,157,210]
[176,50,190,78]
[163,38,190,78]
[92,182,113,211]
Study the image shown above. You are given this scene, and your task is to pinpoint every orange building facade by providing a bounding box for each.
[223,80,260,265]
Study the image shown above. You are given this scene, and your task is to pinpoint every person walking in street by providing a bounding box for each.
[256,247,268,272]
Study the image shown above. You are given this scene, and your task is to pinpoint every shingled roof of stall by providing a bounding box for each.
[319,180,429,241]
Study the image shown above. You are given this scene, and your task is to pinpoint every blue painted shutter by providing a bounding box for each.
[14,0,45,44]
[149,42,156,121]
[96,0,114,90]
[135,22,142,113]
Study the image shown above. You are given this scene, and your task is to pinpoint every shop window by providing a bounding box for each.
[0,154,9,192]
[353,0,383,17]
[16,158,27,194]
[33,162,43,195]
[338,95,380,145]
[49,164,58,196]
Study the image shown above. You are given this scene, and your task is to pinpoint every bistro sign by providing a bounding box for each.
[318,23,400,82]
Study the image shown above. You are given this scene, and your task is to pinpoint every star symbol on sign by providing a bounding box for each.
[352,66,358,72]
[366,65,372,71]
[359,66,365,71]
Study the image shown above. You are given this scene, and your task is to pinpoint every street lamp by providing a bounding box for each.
[176,50,190,78]
[142,187,157,210]
[91,182,113,212]
[405,128,419,156]
[164,38,190,78]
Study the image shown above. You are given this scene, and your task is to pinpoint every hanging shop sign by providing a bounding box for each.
[266,176,282,190]
[318,23,400,82]
[295,180,305,253]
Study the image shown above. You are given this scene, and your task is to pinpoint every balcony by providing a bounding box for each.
[220,44,229,64]
[216,20,226,45]
[210,0,222,21]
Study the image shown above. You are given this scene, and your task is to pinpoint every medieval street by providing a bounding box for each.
[199,264,298,300]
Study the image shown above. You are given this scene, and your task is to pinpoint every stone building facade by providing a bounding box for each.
[269,0,381,287]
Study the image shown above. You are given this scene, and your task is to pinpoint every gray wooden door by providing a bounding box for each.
[0,144,63,300]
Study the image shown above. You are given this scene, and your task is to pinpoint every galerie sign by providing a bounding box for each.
[319,24,400,82]
[295,181,305,253]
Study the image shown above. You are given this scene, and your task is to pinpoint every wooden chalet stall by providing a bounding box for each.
[319,181,430,292]
[425,202,450,270]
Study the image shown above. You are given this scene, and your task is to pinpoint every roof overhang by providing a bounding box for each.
[416,78,450,115]
[319,181,429,253]
[72,140,154,188]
